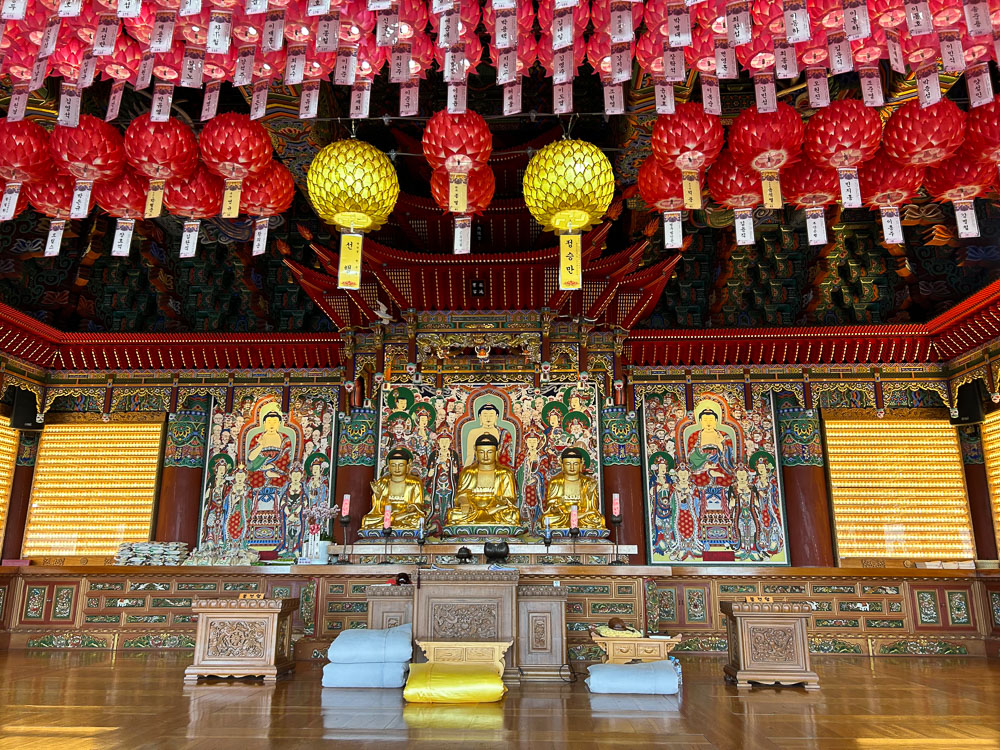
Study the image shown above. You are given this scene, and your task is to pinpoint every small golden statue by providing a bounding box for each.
[361,447,428,530]
[541,447,607,530]
[446,434,521,527]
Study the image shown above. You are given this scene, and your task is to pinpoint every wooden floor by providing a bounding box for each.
[0,652,998,750]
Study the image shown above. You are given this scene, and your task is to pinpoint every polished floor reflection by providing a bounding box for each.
[1,650,999,749]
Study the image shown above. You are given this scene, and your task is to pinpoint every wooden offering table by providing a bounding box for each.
[590,631,682,664]
[184,597,298,684]
[720,600,819,691]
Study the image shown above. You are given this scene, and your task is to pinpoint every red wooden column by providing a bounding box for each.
[1,431,40,560]
[600,405,647,564]
[958,424,998,560]
[776,406,835,567]
[334,406,378,543]
[153,399,209,549]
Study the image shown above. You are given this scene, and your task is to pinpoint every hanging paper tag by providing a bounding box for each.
[250,217,269,255]
[221,178,241,218]
[117,0,141,18]
[553,0,578,7]
[299,78,320,117]
[610,0,633,43]
[553,81,574,113]
[245,0,267,13]
[493,0,516,8]
[733,207,754,245]
[350,79,371,117]
[760,170,782,208]
[250,79,268,119]
[38,17,61,58]
[726,0,751,45]
[201,79,221,120]
[8,84,28,121]
[93,13,120,55]
[964,0,991,35]
[880,205,903,243]
[29,55,48,91]
[783,0,810,43]
[603,82,625,114]
[376,9,399,46]
[0,182,22,221]
[503,79,522,115]
[145,179,165,217]
[804,206,827,244]
[609,41,631,84]
[827,31,852,73]
[334,46,357,84]
[112,218,134,256]
[837,167,861,208]
[368,0,391,9]
[338,232,363,289]
[285,43,306,84]
[682,170,702,209]
[552,7,574,49]
[806,67,830,107]
[843,0,870,39]
[938,30,965,72]
[559,234,582,291]
[495,7,516,48]
[151,82,174,121]
[261,9,284,51]
[233,45,255,85]
[702,73,721,114]
[714,39,737,78]
[58,82,82,127]
[180,45,205,87]
[553,49,575,84]
[307,0,329,15]
[954,199,980,238]
[496,49,516,84]
[655,81,675,113]
[180,219,200,257]
[389,45,411,82]
[967,63,993,108]
[315,13,339,51]
[150,11,176,53]
[77,51,97,88]
[431,0,454,13]
[179,0,200,15]
[438,9,459,46]
[0,0,25,19]
[446,82,467,113]
[904,0,932,34]
[454,215,471,254]
[136,50,154,89]
[858,66,884,106]
[663,211,683,248]
[444,43,465,82]
[45,220,65,257]
[663,46,686,81]
[448,171,468,212]
[916,64,941,107]
[206,10,232,53]
[885,29,905,72]
[399,79,419,115]
[667,3,691,47]
[754,72,776,112]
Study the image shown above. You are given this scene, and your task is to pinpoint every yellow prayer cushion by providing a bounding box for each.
[403,662,507,704]
[594,624,642,638]
[402,703,505,729]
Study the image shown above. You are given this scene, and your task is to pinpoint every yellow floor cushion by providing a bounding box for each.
[402,703,505,729]
[403,662,507,704]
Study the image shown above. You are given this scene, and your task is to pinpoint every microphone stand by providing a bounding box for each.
[335,514,352,565]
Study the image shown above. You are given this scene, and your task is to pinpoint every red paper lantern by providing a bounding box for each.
[422,110,493,171]
[637,28,669,77]
[0,118,53,182]
[781,158,839,207]
[964,95,1000,163]
[339,1,376,42]
[204,47,238,82]
[851,26,886,66]
[640,0,673,37]
[94,167,148,218]
[586,32,635,80]
[178,7,212,46]
[164,162,224,218]
[928,0,964,27]
[51,36,89,81]
[0,179,29,218]
[685,24,722,74]
[430,164,496,215]
[3,40,48,83]
[399,0,430,38]
[729,102,804,172]
[432,33,483,77]
[808,0,845,29]
[125,114,200,181]
[637,157,688,211]
[428,0,481,35]
[804,98,882,168]
[153,39,186,82]
[923,155,995,201]
[962,27,991,64]
[101,31,143,83]
[488,35,537,76]
[283,2,315,45]
[65,2,106,45]
[240,160,295,216]
[869,0,906,27]
[900,31,939,67]
[49,115,126,182]
[751,0,786,34]
[882,99,966,167]
[651,103,725,172]
[200,112,273,179]
[708,149,762,208]
[26,172,93,218]
[591,0,643,32]
[537,0,589,36]
[122,4,156,44]
[736,29,775,74]
[405,32,435,78]
[796,30,829,68]
[691,0,726,34]
[302,49,336,80]
[857,149,924,206]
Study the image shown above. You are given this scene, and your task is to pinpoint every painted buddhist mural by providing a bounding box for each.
[199,390,336,556]
[642,388,788,566]
[377,383,601,535]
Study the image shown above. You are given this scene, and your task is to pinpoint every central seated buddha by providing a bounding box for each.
[444,434,524,535]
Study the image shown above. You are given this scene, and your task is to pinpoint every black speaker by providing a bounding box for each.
[951,381,987,425]
[10,387,42,430]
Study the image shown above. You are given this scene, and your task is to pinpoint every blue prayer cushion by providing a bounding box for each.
[327,623,413,664]
[321,661,410,688]
[585,659,681,695]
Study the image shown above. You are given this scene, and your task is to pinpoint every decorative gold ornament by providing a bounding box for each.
[522,139,614,233]
[306,140,399,232]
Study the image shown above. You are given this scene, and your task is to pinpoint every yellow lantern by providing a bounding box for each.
[306,139,400,290]
[522,139,614,291]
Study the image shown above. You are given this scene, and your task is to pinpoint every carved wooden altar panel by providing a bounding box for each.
[366,583,414,629]
[516,585,567,681]
[720,601,819,690]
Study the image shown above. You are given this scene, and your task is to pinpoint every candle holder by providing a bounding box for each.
[609,515,626,565]
[335,514,352,565]
[417,525,426,563]
[542,529,553,563]
[567,526,582,565]
[380,526,393,564]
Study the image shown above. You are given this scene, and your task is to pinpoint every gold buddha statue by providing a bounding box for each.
[446,434,521,527]
[362,447,428,530]
[541,447,607,530]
